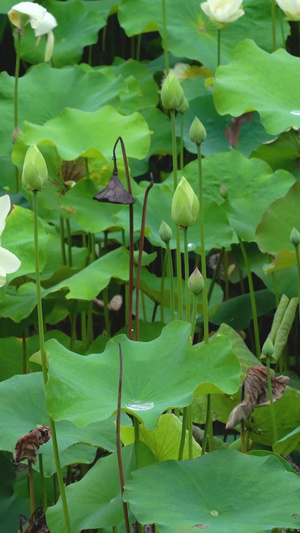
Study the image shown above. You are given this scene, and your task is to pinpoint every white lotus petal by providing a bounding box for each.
[0,266,7,288]
[0,195,11,236]
[0,247,21,274]
[33,11,57,36]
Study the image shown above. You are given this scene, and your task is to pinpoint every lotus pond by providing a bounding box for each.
[1,0,300,532]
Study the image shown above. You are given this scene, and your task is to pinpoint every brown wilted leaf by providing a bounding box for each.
[14,426,51,464]
[94,170,135,205]
[226,365,290,429]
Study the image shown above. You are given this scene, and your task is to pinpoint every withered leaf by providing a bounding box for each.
[93,171,135,205]
[226,365,290,429]
[14,425,51,464]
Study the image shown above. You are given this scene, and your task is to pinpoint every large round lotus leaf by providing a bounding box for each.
[15,0,106,67]
[171,151,295,242]
[121,413,202,460]
[214,40,300,135]
[256,180,300,254]
[45,322,241,430]
[81,0,119,19]
[47,444,155,532]
[19,106,150,161]
[251,130,300,177]
[118,0,288,70]
[2,205,47,280]
[124,448,300,533]
[0,372,123,476]
[48,246,130,300]
[0,283,40,323]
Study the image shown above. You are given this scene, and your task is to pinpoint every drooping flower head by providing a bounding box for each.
[200,0,245,29]
[8,2,57,61]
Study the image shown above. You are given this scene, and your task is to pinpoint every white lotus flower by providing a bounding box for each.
[8,2,57,61]
[0,196,21,287]
[276,0,300,20]
[201,0,245,28]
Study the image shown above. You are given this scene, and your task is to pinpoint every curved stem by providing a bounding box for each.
[271,0,276,51]
[135,179,154,340]
[33,191,71,533]
[196,145,209,343]
[166,242,175,320]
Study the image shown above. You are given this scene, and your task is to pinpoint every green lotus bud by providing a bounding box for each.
[262,337,274,359]
[161,72,185,111]
[220,183,229,199]
[159,220,172,243]
[189,116,207,145]
[22,145,48,191]
[188,268,204,295]
[171,176,199,228]
[178,97,189,115]
[290,227,300,246]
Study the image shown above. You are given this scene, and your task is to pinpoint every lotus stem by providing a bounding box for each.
[238,237,260,356]
[162,0,169,73]
[196,144,209,343]
[178,407,187,460]
[271,0,276,51]
[32,191,71,533]
[39,454,48,512]
[183,227,190,321]
[166,241,175,320]
[116,343,131,533]
[59,216,66,266]
[28,460,35,517]
[217,29,221,66]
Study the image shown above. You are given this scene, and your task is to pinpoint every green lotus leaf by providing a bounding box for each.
[0,372,126,476]
[119,0,289,70]
[256,179,300,255]
[173,151,295,242]
[48,246,130,300]
[214,40,300,135]
[0,283,40,323]
[210,289,276,330]
[16,0,106,67]
[273,427,300,456]
[124,448,300,533]
[19,106,150,161]
[81,0,119,19]
[47,444,155,532]
[251,129,300,177]
[121,413,202,460]
[45,321,241,430]
[0,337,24,381]
[2,205,47,280]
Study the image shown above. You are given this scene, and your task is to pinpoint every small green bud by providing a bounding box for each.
[171,176,199,228]
[178,97,189,115]
[22,145,48,191]
[159,220,172,243]
[290,227,300,246]
[188,268,204,295]
[220,183,229,199]
[262,337,274,359]
[189,116,207,145]
[161,72,185,111]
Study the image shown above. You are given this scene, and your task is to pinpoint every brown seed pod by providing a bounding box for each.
[13,426,51,464]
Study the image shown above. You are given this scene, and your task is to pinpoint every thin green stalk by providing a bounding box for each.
[166,242,175,320]
[295,243,300,324]
[141,291,147,321]
[103,231,111,337]
[178,408,187,460]
[32,191,71,533]
[180,113,184,170]
[59,216,66,266]
[187,405,193,459]
[162,0,170,73]
[190,293,198,340]
[160,251,165,323]
[240,420,246,453]
[171,110,183,319]
[183,228,190,321]
[271,0,276,51]
[266,356,278,443]
[201,395,211,455]
[28,461,35,517]
[81,311,87,349]
[14,31,21,193]
[86,300,94,347]
[207,248,224,303]
[271,270,280,308]
[217,29,221,66]
[224,250,229,301]
[22,330,27,374]
[39,454,47,512]
[196,145,209,343]
[136,34,141,61]
[65,218,72,267]
[70,300,77,351]
[239,237,260,356]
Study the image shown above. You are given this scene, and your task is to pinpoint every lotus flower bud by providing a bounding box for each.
[290,227,300,246]
[159,220,172,243]
[189,117,207,145]
[178,97,189,115]
[161,72,185,111]
[188,268,204,295]
[220,183,229,199]
[262,337,274,359]
[171,176,199,228]
[22,145,48,191]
